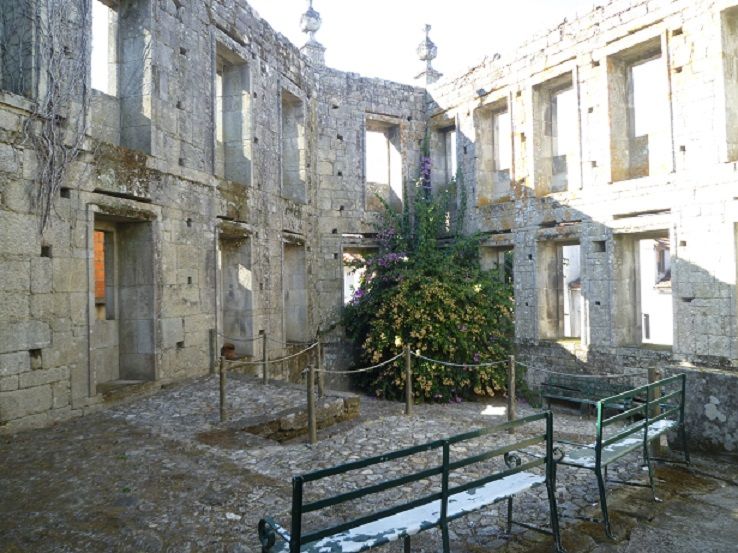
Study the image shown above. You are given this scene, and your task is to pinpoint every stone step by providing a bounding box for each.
[97,380,160,403]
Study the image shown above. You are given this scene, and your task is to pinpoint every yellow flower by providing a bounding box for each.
[473,284,482,293]
[394,336,402,347]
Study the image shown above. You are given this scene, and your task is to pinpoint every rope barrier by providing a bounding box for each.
[216,332,262,343]
[216,332,318,347]
[224,342,318,369]
[309,352,404,375]
[411,352,508,369]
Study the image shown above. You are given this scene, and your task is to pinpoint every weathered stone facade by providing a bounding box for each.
[1,0,737,451]
[429,0,738,451]
[0,0,425,432]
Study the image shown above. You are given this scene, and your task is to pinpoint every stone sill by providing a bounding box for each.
[0,90,34,114]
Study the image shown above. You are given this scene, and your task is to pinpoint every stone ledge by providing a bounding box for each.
[217,393,360,443]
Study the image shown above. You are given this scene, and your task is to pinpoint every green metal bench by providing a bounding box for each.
[257,412,566,553]
[540,373,633,412]
[558,374,689,538]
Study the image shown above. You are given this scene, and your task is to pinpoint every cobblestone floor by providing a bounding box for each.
[1,374,735,552]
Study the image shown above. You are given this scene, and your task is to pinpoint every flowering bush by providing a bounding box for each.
[342,143,514,402]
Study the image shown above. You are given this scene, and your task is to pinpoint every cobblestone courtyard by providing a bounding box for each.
[1,375,737,553]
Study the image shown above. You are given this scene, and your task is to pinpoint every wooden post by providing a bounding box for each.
[317,339,325,398]
[648,367,662,456]
[405,345,413,416]
[209,328,217,374]
[219,356,227,422]
[508,355,517,434]
[307,364,317,444]
[261,332,268,385]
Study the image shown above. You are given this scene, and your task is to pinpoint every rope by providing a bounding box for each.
[224,342,318,368]
[411,352,508,369]
[216,332,317,347]
[311,352,405,375]
[217,332,262,343]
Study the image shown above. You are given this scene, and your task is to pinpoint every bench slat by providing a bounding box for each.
[562,418,678,468]
[298,472,545,553]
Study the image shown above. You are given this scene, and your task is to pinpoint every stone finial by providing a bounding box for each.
[415,24,442,85]
[300,0,326,66]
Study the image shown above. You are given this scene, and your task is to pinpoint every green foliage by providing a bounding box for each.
[342,155,514,402]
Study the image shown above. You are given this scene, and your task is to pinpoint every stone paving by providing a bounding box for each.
[1,374,735,552]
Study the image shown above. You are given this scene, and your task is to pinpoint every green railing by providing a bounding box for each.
[260,412,562,553]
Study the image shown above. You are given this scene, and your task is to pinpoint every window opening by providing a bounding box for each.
[493,109,512,190]
[281,90,307,203]
[365,119,402,210]
[215,46,251,184]
[91,0,118,95]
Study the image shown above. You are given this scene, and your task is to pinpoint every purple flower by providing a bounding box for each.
[473,352,481,363]
[420,156,432,195]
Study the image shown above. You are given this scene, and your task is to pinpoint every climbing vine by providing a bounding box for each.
[2,0,91,234]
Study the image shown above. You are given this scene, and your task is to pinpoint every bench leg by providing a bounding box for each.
[644,447,658,502]
[680,424,691,465]
[403,535,410,553]
[441,522,450,553]
[546,467,565,553]
[595,468,613,539]
[506,496,513,535]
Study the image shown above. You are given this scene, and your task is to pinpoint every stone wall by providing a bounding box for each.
[3,0,738,451]
[427,0,738,451]
[0,0,425,432]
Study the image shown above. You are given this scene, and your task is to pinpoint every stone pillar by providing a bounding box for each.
[415,24,442,85]
[300,1,326,66]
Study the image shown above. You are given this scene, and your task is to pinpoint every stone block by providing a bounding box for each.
[52,380,70,410]
[0,373,19,392]
[93,320,118,349]
[0,321,51,354]
[52,258,87,293]
[44,333,84,369]
[0,212,38,255]
[160,317,185,348]
[0,261,29,292]
[30,293,70,320]
[0,109,21,132]
[1,178,34,213]
[0,143,19,175]
[68,293,88,325]
[20,366,68,389]
[31,257,53,294]
[0,291,29,322]
[0,385,53,421]
[135,319,155,353]
[0,351,30,376]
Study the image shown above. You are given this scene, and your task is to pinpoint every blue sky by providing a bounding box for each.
[247,0,598,84]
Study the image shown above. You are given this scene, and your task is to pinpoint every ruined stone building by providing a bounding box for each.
[0,0,736,451]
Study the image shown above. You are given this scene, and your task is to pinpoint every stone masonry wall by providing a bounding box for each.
[0,0,424,432]
[427,0,738,451]
[3,0,738,451]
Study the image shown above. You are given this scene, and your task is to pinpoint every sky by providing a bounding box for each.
[246,0,598,85]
